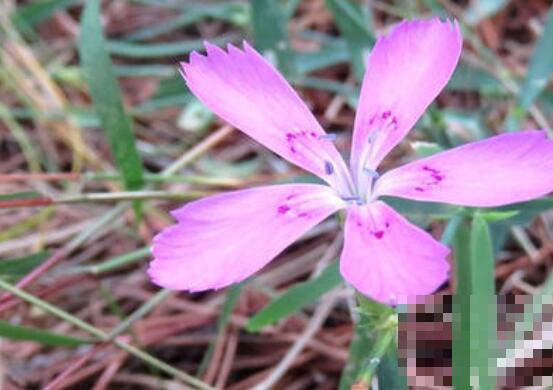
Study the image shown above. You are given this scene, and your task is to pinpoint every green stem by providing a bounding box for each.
[107,289,172,339]
[66,247,151,275]
[354,322,396,387]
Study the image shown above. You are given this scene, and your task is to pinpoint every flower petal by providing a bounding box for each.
[351,18,462,191]
[149,184,344,291]
[340,201,450,305]
[181,42,352,194]
[375,131,553,207]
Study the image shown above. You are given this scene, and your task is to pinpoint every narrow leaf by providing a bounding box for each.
[452,222,472,389]
[325,0,375,80]
[518,6,553,110]
[0,320,90,347]
[452,215,497,388]
[246,262,341,331]
[106,35,237,58]
[12,0,81,29]
[78,0,144,192]
[377,343,408,390]
[250,0,295,77]
[0,252,50,280]
[339,312,373,389]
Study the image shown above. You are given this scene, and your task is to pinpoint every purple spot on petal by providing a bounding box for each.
[310,131,317,138]
[422,165,444,184]
[374,230,385,239]
[382,111,391,119]
[415,186,425,192]
[298,212,309,218]
[385,221,390,228]
[277,205,290,214]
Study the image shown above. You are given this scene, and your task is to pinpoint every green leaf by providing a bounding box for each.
[78,0,144,192]
[478,210,519,222]
[411,141,444,157]
[377,343,408,390]
[105,35,237,58]
[250,0,295,77]
[447,62,502,93]
[452,221,472,389]
[294,45,350,74]
[0,252,50,280]
[452,215,497,389]
[0,191,42,201]
[339,309,373,389]
[0,320,90,347]
[124,3,249,42]
[506,6,553,131]
[293,76,358,100]
[382,196,458,227]
[325,0,375,80]
[492,197,553,226]
[518,6,553,110]
[246,262,341,331]
[350,295,398,388]
[11,0,82,29]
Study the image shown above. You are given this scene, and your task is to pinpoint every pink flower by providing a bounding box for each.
[148,18,553,305]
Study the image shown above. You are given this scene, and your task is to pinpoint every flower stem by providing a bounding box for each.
[353,318,397,389]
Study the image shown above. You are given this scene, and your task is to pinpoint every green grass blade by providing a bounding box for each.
[0,252,50,280]
[294,45,350,75]
[452,215,497,389]
[0,320,90,347]
[124,4,248,42]
[468,214,497,389]
[339,312,372,389]
[11,0,81,30]
[106,34,238,58]
[246,262,341,331]
[325,0,374,80]
[506,6,553,131]
[0,191,42,201]
[78,0,144,192]
[376,343,408,390]
[452,221,472,388]
[518,6,553,110]
[250,0,295,77]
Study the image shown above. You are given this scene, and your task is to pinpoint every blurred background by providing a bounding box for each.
[0,0,552,389]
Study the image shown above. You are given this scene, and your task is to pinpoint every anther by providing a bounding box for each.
[318,133,337,141]
[367,132,378,144]
[363,167,380,179]
[342,195,361,203]
[324,160,334,175]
